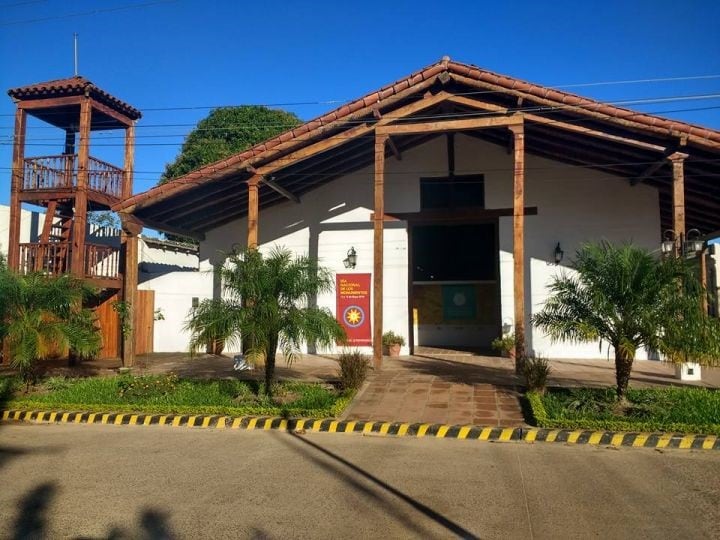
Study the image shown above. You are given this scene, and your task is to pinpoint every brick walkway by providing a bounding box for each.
[343,357,526,426]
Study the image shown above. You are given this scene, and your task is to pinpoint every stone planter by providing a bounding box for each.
[675,362,702,381]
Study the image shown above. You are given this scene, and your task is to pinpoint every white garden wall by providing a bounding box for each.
[139,268,214,353]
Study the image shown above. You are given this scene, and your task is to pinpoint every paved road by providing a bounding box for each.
[0,423,718,539]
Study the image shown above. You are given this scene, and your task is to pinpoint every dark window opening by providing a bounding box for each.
[412,223,496,282]
[420,174,484,210]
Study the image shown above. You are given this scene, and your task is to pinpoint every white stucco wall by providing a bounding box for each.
[0,205,43,256]
[139,269,214,352]
[200,134,661,359]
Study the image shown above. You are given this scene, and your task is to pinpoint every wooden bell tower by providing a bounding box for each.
[6,76,142,365]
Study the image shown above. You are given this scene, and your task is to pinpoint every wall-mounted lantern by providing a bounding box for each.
[685,229,705,257]
[553,243,564,265]
[661,230,677,255]
[343,247,357,269]
[661,229,704,258]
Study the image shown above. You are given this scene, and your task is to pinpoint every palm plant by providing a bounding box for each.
[185,247,346,396]
[0,268,101,387]
[532,242,719,400]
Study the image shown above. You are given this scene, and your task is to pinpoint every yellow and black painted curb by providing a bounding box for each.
[2,409,718,450]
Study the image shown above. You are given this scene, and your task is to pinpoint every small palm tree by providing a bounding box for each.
[532,242,719,400]
[185,247,346,396]
[0,267,101,387]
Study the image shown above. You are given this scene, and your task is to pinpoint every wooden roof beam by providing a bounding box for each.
[448,73,720,150]
[261,175,300,204]
[387,137,402,160]
[446,94,667,153]
[376,114,523,136]
[129,214,205,241]
[252,91,454,178]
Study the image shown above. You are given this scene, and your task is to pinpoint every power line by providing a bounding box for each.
[0,0,179,26]
[3,103,720,148]
[4,157,720,178]
[0,0,47,7]
[4,87,720,120]
[8,103,720,143]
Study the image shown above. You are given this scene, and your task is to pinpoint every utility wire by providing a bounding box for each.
[4,88,720,120]
[0,0,179,26]
[3,102,720,148]
[5,158,720,180]
[8,104,720,143]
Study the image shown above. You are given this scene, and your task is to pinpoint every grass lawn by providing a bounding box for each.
[0,374,352,418]
[528,387,720,435]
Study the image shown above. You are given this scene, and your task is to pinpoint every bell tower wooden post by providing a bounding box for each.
[8,107,27,271]
[71,98,92,276]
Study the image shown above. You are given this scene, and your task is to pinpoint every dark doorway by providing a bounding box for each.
[410,222,500,351]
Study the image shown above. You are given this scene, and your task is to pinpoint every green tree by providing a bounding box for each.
[185,248,346,396]
[160,106,302,184]
[0,269,101,386]
[532,242,720,400]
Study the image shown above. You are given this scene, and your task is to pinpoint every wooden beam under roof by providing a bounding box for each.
[376,114,524,136]
[130,214,205,241]
[448,73,720,151]
[446,94,667,153]
[250,91,454,179]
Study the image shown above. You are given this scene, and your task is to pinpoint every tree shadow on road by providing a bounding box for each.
[12,482,57,540]
[9,481,178,540]
[273,431,479,539]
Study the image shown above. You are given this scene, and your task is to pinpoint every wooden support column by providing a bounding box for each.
[123,123,135,199]
[8,107,27,271]
[247,176,260,248]
[373,134,388,369]
[71,98,91,276]
[509,123,526,370]
[669,152,688,255]
[120,217,142,367]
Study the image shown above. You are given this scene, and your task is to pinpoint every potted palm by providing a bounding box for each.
[491,333,515,359]
[382,331,405,357]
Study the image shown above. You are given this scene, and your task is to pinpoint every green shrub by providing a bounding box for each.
[522,355,551,393]
[0,375,20,400]
[381,331,405,347]
[117,374,179,400]
[338,349,370,390]
[44,376,72,392]
[491,334,515,356]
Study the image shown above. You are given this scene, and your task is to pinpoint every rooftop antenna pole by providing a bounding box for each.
[73,33,78,76]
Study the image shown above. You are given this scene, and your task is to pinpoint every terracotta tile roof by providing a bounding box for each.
[114,57,720,214]
[8,75,142,120]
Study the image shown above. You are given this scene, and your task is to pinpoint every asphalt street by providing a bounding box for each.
[0,422,718,539]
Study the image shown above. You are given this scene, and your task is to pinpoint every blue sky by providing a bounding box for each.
[1,0,719,205]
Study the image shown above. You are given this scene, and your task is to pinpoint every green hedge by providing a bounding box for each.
[526,390,720,436]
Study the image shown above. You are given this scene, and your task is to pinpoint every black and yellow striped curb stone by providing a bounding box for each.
[2,409,718,450]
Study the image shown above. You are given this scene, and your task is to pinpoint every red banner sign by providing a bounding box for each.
[336,273,372,346]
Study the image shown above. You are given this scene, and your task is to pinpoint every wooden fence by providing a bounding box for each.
[96,290,155,359]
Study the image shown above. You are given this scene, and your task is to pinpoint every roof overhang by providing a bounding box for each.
[114,58,720,236]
